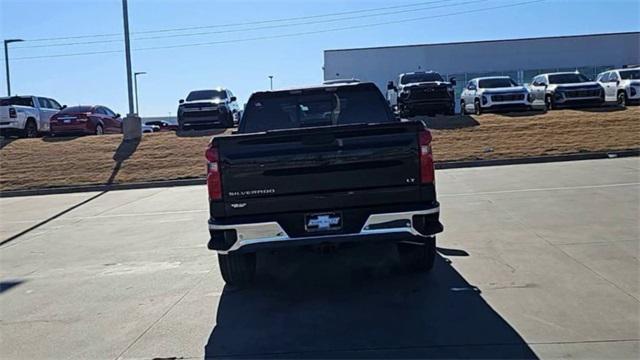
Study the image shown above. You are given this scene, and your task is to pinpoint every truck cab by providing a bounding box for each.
[0,96,64,137]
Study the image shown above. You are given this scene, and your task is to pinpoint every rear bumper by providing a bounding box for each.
[50,125,92,135]
[208,206,443,254]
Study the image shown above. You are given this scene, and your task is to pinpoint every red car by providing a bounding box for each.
[50,105,122,136]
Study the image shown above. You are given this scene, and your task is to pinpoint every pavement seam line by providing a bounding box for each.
[114,269,212,360]
[491,196,640,304]
[439,182,640,197]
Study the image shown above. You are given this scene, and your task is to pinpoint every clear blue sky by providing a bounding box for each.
[1,0,638,116]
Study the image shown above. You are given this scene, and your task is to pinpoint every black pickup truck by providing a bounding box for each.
[205,82,443,285]
[388,71,457,117]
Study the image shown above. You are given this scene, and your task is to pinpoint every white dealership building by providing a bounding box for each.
[323,32,640,100]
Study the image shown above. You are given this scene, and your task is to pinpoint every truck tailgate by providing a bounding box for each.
[215,122,422,215]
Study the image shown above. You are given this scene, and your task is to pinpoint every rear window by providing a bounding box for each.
[241,85,394,133]
[0,97,34,107]
[60,106,93,114]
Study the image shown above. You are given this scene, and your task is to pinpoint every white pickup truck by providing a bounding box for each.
[0,95,65,137]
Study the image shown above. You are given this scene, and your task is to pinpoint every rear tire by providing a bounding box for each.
[218,252,256,286]
[445,103,455,116]
[95,124,104,135]
[23,119,38,138]
[398,236,436,272]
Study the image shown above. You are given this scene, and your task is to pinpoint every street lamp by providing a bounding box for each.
[121,0,141,140]
[4,39,24,96]
[134,71,146,115]
[268,75,273,90]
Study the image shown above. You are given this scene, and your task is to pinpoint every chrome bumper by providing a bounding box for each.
[209,207,440,254]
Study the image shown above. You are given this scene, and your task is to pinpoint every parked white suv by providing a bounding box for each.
[528,72,604,110]
[0,95,64,137]
[596,67,640,106]
[460,76,533,115]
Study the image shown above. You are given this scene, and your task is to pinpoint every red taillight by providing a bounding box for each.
[419,130,434,184]
[205,144,222,200]
[8,107,17,118]
[76,113,89,122]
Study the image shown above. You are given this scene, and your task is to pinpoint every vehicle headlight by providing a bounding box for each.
[481,95,488,105]
[400,91,410,98]
[631,87,637,96]
[527,93,534,102]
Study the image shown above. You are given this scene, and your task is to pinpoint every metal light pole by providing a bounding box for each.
[134,71,146,115]
[268,75,273,90]
[121,0,141,140]
[4,39,24,96]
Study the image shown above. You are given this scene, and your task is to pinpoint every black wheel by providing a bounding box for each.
[398,236,436,272]
[23,119,38,138]
[224,111,235,128]
[95,124,104,135]
[460,101,467,115]
[474,100,482,115]
[445,104,455,116]
[617,91,627,106]
[545,95,555,111]
[218,252,256,286]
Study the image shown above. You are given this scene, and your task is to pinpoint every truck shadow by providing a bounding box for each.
[42,135,80,142]
[204,244,537,359]
[415,115,480,130]
[573,105,626,113]
[0,137,16,150]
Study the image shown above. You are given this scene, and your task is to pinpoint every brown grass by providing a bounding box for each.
[1,107,638,191]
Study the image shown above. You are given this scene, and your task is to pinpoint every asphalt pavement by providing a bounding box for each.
[0,158,638,359]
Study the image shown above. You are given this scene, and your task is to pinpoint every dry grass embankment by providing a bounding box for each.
[0,107,638,191]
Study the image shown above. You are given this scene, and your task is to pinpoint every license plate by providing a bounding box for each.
[305,212,342,232]
[63,119,71,124]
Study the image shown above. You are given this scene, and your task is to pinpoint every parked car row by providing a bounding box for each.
[0,95,181,138]
[385,66,639,117]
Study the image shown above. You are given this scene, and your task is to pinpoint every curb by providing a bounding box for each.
[1,149,638,198]
[435,149,639,169]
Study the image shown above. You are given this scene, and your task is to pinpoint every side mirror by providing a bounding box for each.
[387,81,396,91]
[449,77,457,86]
[179,99,184,104]
[115,113,121,118]
[469,85,476,91]
[230,96,237,102]
[61,105,67,109]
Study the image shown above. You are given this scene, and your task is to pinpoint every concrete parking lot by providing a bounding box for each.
[0,158,638,359]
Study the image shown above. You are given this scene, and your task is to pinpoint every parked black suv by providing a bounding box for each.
[205,82,443,285]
